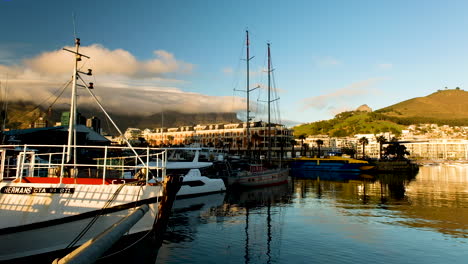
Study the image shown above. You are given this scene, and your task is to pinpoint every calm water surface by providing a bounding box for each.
[20,164,467,264]
[154,164,468,264]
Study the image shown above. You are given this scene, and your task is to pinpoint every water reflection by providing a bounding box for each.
[149,165,468,263]
[224,184,291,264]
[10,165,468,264]
[291,166,468,239]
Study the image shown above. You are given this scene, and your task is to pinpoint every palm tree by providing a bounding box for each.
[375,135,386,160]
[359,137,369,159]
[298,134,306,156]
[290,139,297,158]
[315,139,324,158]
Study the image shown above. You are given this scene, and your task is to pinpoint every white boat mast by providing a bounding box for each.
[63,37,150,169]
[64,38,90,163]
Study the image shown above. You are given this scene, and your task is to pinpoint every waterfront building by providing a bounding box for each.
[132,121,294,156]
[403,139,468,160]
[124,128,142,140]
[300,132,468,160]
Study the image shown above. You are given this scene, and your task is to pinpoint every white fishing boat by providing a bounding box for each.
[0,38,174,261]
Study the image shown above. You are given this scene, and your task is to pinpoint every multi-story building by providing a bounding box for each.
[130,121,293,156]
[293,123,468,160]
[404,139,468,160]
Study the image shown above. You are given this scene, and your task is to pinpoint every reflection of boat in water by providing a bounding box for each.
[172,192,226,212]
[291,156,374,173]
[158,193,226,247]
[227,182,291,207]
[94,193,227,264]
[291,169,373,182]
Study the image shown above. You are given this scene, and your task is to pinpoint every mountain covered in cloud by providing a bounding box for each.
[0,43,246,123]
[2,101,240,133]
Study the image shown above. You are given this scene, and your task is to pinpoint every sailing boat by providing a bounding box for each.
[0,37,176,261]
[228,31,289,188]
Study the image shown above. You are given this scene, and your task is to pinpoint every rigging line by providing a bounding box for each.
[5,79,72,123]
[48,79,72,109]
[113,182,147,252]
[231,34,248,121]
[270,58,282,124]
[78,76,152,171]
[66,180,148,249]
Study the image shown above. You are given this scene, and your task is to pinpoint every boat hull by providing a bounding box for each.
[233,168,289,188]
[290,160,371,172]
[0,182,162,261]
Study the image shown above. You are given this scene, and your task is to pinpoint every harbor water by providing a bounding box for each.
[153,164,468,264]
[13,164,468,263]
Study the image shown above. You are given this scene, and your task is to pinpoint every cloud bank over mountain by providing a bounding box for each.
[0,44,245,115]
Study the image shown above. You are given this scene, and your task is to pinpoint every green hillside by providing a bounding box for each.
[294,111,405,137]
[294,89,468,137]
[376,89,468,125]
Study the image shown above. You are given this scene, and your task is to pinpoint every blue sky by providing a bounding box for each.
[1,0,468,127]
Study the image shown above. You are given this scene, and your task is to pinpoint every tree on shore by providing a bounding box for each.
[359,137,369,158]
[376,135,387,160]
[384,143,410,160]
[315,139,324,157]
[290,139,297,158]
[298,134,306,156]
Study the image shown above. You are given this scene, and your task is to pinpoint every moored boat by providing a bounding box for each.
[290,155,374,173]
[0,144,169,261]
[231,165,289,187]
[144,148,226,197]
[226,32,289,188]
[0,37,173,261]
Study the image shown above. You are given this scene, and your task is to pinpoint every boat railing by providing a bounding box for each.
[0,144,168,185]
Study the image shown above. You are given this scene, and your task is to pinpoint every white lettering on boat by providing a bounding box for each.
[0,186,75,194]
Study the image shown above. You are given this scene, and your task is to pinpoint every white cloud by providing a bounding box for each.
[222,67,233,74]
[377,63,393,70]
[24,44,193,78]
[299,77,385,113]
[316,56,342,67]
[0,44,245,115]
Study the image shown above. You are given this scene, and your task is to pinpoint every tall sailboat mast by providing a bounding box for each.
[246,30,251,158]
[236,30,257,159]
[267,43,272,162]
